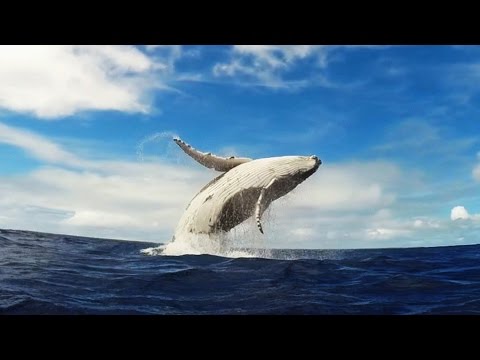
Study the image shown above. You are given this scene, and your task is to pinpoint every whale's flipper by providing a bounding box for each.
[173,137,252,172]
[255,178,277,234]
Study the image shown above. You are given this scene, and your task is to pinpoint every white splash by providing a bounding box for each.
[142,216,274,258]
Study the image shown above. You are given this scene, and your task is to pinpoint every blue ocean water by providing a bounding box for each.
[1,228,480,314]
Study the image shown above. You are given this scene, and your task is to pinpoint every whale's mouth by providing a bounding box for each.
[310,155,322,166]
[298,155,321,180]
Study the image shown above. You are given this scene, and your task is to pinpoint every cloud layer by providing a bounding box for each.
[1,120,478,248]
[0,121,211,241]
[0,121,407,246]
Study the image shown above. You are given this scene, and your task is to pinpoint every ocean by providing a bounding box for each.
[1,228,479,315]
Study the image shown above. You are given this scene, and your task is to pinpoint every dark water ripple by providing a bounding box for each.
[1,228,480,314]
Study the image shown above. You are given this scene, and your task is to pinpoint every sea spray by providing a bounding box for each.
[142,215,274,258]
[136,131,180,162]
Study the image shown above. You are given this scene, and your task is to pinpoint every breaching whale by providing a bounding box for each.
[173,138,321,236]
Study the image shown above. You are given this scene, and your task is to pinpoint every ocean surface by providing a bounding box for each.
[1,228,480,315]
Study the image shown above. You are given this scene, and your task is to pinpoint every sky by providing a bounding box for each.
[0,45,480,249]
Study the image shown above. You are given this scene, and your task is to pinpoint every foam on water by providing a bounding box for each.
[142,217,273,259]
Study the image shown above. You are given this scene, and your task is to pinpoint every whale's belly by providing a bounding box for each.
[174,160,279,234]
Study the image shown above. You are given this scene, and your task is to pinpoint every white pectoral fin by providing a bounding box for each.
[255,178,276,234]
[255,188,266,234]
[173,137,252,172]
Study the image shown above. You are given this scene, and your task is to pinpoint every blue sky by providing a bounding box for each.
[0,45,480,249]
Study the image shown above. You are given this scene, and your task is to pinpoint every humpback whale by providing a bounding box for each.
[173,138,321,236]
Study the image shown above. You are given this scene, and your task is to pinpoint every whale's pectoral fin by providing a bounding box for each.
[173,137,253,172]
[255,178,277,234]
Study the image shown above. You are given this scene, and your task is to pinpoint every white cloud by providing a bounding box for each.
[451,206,470,220]
[413,218,440,229]
[285,161,399,211]
[0,45,177,118]
[64,210,141,227]
[233,45,321,68]
[450,205,480,221]
[366,227,411,240]
[213,45,329,88]
[413,219,424,228]
[0,121,86,166]
[213,45,384,88]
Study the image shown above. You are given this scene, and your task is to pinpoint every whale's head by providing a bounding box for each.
[297,155,322,179]
[247,155,321,201]
[265,155,321,182]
